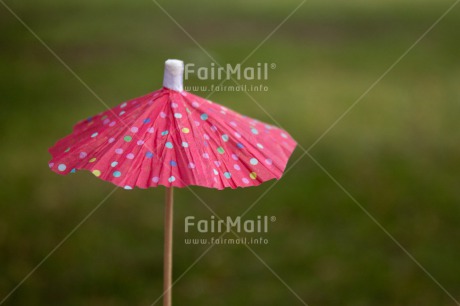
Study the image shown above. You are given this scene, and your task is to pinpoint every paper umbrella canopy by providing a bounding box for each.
[48,60,297,190]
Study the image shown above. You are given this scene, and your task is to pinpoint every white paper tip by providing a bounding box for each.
[163,59,184,91]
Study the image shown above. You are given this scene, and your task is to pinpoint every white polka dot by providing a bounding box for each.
[188,162,195,169]
[231,154,238,160]
[108,137,115,143]
[91,132,98,138]
[152,177,159,183]
[126,153,135,159]
[203,134,210,140]
[234,164,241,171]
[182,142,189,148]
[137,140,144,145]
[202,153,209,159]
[250,158,258,165]
[213,169,218,175]
[265,159,273,165]
[131,127,139,133]
[103,118,110,125]
[210,126,217,132]
[230,121,237,127]
[48,163,54,168]
[168,176,176,182]
[115,148,123,154]
[214,161,221,167]
[242,178,250,184]
[160,112,167,118]
[281,133,288,139]
[234,132,241,138]
[174,113,182,119]
[79,152,87,159]
[111,161,118,167]
[148,127,154,133]
[192,101,199,108]
[171,102,178,108]
[119,110,126,116]
[124,186,132,190]
[120,102,127,108]
[58,164,66,171]
[257,143,264,149]
[109,121,116,127]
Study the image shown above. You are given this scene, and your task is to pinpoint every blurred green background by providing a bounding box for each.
[1,0,460,305]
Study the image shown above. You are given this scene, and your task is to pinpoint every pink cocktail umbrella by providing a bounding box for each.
[49,59,296,305]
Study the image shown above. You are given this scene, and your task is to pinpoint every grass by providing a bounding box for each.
[1,0,460,305]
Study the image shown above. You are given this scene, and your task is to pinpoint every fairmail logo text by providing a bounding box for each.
[184,63,276,81]
[184,215,276,233]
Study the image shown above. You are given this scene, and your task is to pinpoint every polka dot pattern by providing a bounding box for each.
[48,87,297,190]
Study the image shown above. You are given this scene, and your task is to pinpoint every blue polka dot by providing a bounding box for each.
[168,176,176,183]
[165,142,173,149]
[58,164,66,171]
[237,143,244,149]
[143,118,151,124]
[222,134,229,142]
[200,113,208,120]
[162,130,169,136]
[170,160,177,167]
[224,172,232,179]
[70,168,76,173]
[250,158,258,165]
[251,128,259,134]
[146,152,153,158]
[124,186,132,190]
[113,171,121,177]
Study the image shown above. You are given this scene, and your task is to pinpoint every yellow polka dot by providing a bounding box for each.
[89,158,97,163]
[250,172,257,180]
[92,170,101,177]
[182,127,190,133]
